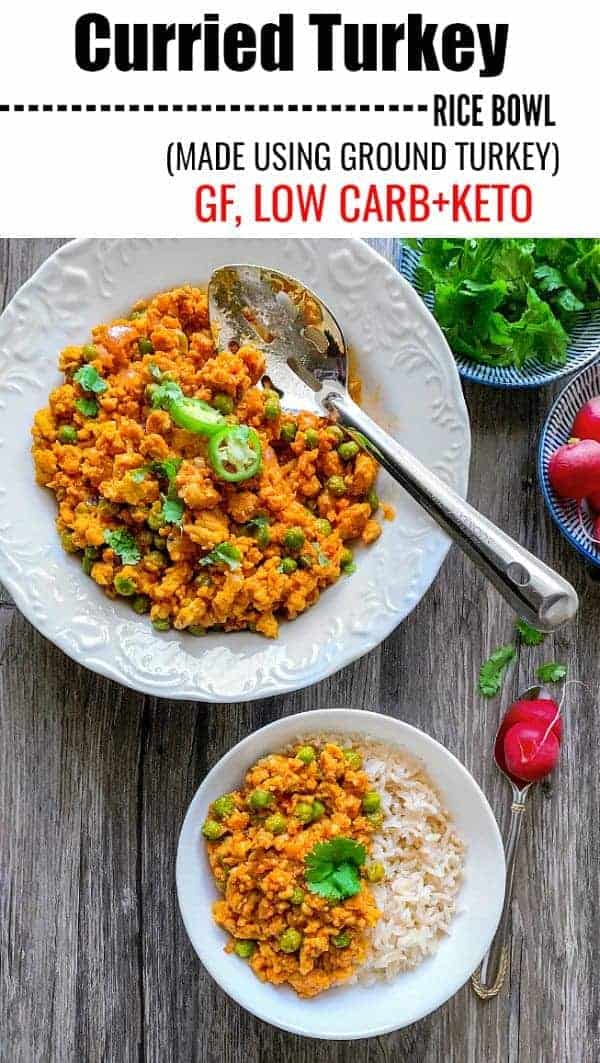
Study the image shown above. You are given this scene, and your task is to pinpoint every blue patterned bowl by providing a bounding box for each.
[539,362,600,566]
[398,244,600,389]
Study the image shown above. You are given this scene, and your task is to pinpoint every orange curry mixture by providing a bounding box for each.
[204,741,382,997]
[31,286,385,638]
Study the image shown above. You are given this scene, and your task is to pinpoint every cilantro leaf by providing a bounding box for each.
[537,662,568,683]
[104,528,141,566]
[151,380,183,409]
[305,837,366,903]
[152,457,182,488]
[244,516,270,532]
[129,466,150,484]
[74,364,108,394]
[478,644,516,698]
[161,494,185,526]
[515,619,546,646]
[75,397,99,418]
[198,542,242,571]
[313,543,329,567]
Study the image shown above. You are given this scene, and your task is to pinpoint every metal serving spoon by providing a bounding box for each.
[208,264,578,632]
[471,684,553,999]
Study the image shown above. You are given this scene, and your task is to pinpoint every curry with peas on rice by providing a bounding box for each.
[203,735,465,997]
[31,286,389,638]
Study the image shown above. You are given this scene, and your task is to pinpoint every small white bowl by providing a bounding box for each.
[176,709,505,1040]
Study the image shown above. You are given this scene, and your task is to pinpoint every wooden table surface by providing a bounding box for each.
[1,239,598,1063]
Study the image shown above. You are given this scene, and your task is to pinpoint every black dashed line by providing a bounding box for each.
[0,103,428,114]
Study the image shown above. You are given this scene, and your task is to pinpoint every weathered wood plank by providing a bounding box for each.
[0,237,598,1063]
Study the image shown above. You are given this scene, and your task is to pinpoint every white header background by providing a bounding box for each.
[0,0,597,235]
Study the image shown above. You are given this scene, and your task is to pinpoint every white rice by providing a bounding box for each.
[296,734,465,983]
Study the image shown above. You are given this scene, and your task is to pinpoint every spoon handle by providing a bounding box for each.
[471,791,529,998]
[324,388,577,632]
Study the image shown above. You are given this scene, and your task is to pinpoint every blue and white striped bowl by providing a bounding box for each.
[398,244,600,389]
[539,362,600,566]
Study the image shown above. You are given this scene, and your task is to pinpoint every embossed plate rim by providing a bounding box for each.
[0,238,471,702]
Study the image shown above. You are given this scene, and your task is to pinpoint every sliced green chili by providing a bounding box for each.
[168,396,226,436]
[208,425,262,483]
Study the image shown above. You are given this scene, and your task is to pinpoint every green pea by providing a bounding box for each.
[137,529,153,549]
[338,441,360,462]
[146,551,167,569]
[175,330,189,353]
[280,422,297,443]
[366,811,384,829]
[114,576,136,597]
[98,498,118,516]
[343,748,362,771]
[212,794,235,819]
[202,818,225,841]
[132,594,151,615]
[327,475,346,497]
[60,530,78,555]
[290,887,304,906]
[296,745,315,765]
[264,400,280,421]
[304,428,319,450]
[234,940,256,959]
[294,802,314,824]
[57,425,78,444]
[152,617,171,632]
[265,813,287,835]
[340,549,354,574]
[81,344,99,362]
[365,863,385,884]
[244,520,271,549]
[212,393,234,415]
[283,527,305,552]
[311,800,325,821]
[81,546,99,576]
[367,487,380,512]
[362,791,381,813]
[326,425,345,444]
[331,932,351,949]
[147,504,166,531]
[279,928,302,953]
[315,518,332,537]
[248,789,273,810]
[188,625,206,637]
[279,557,298,575]
[138,338,155,355]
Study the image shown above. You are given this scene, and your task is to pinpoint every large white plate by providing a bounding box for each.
[0,239,470,702]
[177,709,505,1038]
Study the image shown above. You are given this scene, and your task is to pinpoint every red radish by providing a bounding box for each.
[548,439,600,499]
[573,397,600,442]
[495,698,561,775]
[503,719,561,782]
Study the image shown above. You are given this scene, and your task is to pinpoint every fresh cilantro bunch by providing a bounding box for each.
[304,837,365,903]
[409,238,600,368]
